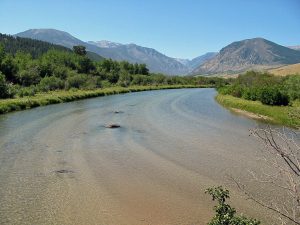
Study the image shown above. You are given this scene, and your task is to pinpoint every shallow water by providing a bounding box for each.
[0,88,275,224]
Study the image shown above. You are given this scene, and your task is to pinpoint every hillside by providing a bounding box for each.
[15,29,189,75]
[193,38,300,75]
[0,33,104,61]
[268,63,300,76]
[187,52,217,71]
[0,33,70,58]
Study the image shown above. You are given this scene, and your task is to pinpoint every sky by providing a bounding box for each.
[0,0,299,59]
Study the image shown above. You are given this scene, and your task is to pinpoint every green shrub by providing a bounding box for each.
[260,86,289,106]
[0,72,10,98]
[38,76,64,91]
[283,75,300,101]
[206,186,260,225]
[17,65,41,86]
[17,86,37,97]
[101,80,112,88]
[53,66,68,79]
[65,73,88,89]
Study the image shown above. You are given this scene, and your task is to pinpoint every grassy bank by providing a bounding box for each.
[0,85,205,114]
[216,94,300,128]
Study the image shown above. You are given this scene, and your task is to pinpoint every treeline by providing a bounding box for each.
[218,71,300,106]
[0,33,71,58]
[0,43,227,99]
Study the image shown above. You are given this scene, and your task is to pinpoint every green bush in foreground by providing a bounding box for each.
[206,186,260,225]
[217,71,300,106]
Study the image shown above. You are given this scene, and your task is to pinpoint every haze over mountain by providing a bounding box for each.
[87,40,122,48]
[288,45,300,51]
[193,38,300,75]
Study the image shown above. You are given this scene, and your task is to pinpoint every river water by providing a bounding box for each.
[0,88,275,224]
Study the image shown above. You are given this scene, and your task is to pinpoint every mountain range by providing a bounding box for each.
[15,29,300,76]
[16,29,212,75]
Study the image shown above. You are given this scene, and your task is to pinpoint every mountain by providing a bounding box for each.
[188,52,217,71]
[87,41,189,75]
[15,29,189,75]
[288,45,300,51]
[174,58,190,66]
[193,38,300,75]
[87,40,122,48]
[174,52,217,72]
[14,29,104,61]
[95,43,190,75]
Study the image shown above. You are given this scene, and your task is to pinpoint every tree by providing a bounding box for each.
[206,186,260,225]
[0,72,9,98]
[0,43,5,64]
[77,56,94,74]
[73,45,86,56]
[1,54,17,83]
[232,127,300,225]
[138,63,149,75]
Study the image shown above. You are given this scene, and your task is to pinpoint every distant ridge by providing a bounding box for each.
[193,38,300,75]
[288,45,300,51]
[15,29,190,75]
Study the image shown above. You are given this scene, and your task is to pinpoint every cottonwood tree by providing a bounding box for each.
[232,126,300,225]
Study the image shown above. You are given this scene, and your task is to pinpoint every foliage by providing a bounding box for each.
[216,94,300,128]
[206,186,260,225]
[38,76,64,91]
[73,45,87,56]
[0,72,10,98]
[260,86,289,106]
[0,33,70,58]
[65,73,88,89]
[283,75,300,101]
[17,86,37,97]
[218,71,298,106]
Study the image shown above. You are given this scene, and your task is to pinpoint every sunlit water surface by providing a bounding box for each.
[0,89,277,224]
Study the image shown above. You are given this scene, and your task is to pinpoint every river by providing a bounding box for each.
[0,88,275,224]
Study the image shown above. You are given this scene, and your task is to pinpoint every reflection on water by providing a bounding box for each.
[0,88,277,224]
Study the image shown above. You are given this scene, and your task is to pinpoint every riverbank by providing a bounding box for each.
[216,94,300,128]
[0,85,206,114]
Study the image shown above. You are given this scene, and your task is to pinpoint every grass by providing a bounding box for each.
[216,94,300,129]
[0,85,207,114]
[268,63,300,76]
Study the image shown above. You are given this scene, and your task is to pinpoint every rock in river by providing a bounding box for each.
[105,124,121,128]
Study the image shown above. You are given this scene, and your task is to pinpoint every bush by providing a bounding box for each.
[101,80,112,88]
[0,72,10,98]
[17,65,41,86]
[260,86,289,106]
[206,186,260,225]
[17,86,37,97]
[38,76,64,91]
[118,71,132,87]
[53,66,68,79]
[283,75,300,101]
[65,73,88,89]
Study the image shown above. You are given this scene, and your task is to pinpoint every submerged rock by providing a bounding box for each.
[55,169,74,174]
[105,124,121,128]
[113,111,124,114]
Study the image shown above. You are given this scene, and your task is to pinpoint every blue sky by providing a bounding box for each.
[0,0,299,59]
